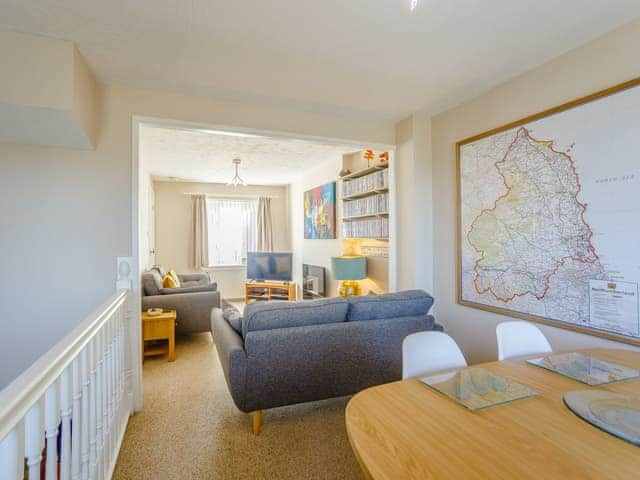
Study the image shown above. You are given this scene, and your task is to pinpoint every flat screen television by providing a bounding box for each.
[246,252,293,282]
[303,264,326,299]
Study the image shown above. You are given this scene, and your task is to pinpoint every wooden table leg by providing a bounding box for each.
[168,328,176,362]
[252,410,262,436]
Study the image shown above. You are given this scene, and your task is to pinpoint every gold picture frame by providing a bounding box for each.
[456,76,640,346]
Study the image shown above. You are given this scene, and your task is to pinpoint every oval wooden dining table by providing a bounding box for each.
[345,348,640,480]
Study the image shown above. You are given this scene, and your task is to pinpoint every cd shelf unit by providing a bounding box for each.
[341,164,390,240]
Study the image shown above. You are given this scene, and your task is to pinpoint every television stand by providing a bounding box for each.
[245,280,297,304]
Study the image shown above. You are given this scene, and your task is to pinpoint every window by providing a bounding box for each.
[207,198,258,266]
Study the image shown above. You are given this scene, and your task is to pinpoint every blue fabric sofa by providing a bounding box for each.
[211,290,442,434]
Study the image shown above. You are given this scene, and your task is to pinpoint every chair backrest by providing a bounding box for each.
[496,321,552,361]
[402,331,467,379]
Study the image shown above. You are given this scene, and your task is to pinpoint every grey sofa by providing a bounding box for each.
[142,267,220,334]
[212,290,442,434]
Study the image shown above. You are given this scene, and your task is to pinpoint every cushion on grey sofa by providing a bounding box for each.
[347,290,434,321]
[242,297,348,338]
[142,271,163,296]
[151,265,167,277]
[221,300,243,334]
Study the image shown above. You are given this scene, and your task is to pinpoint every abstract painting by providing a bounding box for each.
[304,182,336,239]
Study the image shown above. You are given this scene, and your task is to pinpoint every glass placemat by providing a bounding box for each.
[420,367,538,411]
[564,390,640,446]
[527,352,640,386]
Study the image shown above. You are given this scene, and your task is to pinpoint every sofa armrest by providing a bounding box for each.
[211,308,248,411]
[158,283,217,295]
[179,272,210,284]
[142,290,220,334]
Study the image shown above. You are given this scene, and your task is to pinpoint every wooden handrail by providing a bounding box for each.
[0,289,128,441]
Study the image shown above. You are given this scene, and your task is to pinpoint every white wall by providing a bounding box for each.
[0,30,97,149]
[289,159,344,298]
[0,79,393,390]
[429,18,640,364]
[153,181,290,298]
[394,114,434,294]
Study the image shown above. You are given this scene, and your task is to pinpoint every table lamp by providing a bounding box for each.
[331,256,367,298]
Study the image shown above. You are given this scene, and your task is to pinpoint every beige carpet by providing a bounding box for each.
[112,332,362,479]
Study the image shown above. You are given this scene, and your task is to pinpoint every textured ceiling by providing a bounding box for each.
[2,1,640,121]
[139,124,359,185]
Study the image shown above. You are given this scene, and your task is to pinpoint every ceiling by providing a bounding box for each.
[1,1,640,121]
[140,124,360,185]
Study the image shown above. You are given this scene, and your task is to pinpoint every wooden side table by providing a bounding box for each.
[142,309,176,362]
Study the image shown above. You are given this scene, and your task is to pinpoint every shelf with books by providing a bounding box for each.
[342,212,389,221]
[340,164,388,180]
[342,187,389,201]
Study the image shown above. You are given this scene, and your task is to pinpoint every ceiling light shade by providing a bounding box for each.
[227,158,247,187]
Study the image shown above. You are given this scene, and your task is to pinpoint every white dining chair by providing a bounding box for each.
[402,331,468,379]
[496,321,552,361]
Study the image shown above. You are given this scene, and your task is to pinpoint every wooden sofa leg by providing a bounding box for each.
[252,410,262,436]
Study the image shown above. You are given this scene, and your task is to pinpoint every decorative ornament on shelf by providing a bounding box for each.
[378,151,389,166]
[227,158,247,187]
[339,168,352,177]
[363,149,375,167]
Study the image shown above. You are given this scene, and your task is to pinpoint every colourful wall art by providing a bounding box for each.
[304,182,336,239]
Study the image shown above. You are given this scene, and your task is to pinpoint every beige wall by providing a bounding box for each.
[0,81,393,389]
[394,114,434,293]
[289,156,392,298]
[154,181,290,299]
[0,30,72,109]
[430,18,640,364]
[0,30,97,148]
[154,180,289,262]
[289,159,344,298]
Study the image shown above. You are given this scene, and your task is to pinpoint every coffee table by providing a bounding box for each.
[141,309,176,362]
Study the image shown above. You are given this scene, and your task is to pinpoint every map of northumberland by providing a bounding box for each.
[459,84,640,340]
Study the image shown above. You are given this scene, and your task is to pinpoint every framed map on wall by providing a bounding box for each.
[457,78,640,346]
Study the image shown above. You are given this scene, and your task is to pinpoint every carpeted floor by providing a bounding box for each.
[112,331,362,479]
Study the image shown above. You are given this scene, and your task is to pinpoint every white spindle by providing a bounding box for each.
[44,383,59,480]
[95,329,104,480]
[0,427,22,479]
[0,290,131,480]
[108,317,115,452]
[60,367,72,480]
[81,348,90,480]
[71,357,82,480]
[88,339,98,479]
[25,401,42,478]
[101,329,109,480]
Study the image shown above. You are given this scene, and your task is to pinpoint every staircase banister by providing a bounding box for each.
[0,289,129,441]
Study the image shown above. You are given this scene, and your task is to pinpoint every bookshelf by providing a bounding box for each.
[340,162,389,240]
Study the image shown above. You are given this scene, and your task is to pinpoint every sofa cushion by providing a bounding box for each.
[151,265,167,277]
[162,273,178,288]
[218,300,243,334]
[142,271,163,296]
[168,269,181,288]
[347,290,434,321]
[242,297,348,338]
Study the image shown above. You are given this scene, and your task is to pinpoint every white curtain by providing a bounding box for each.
[257,197,274,252]
[207,198,258,265]
[191,194,209,268]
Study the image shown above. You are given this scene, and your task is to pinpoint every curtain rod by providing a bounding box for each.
[183,192,279,199]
